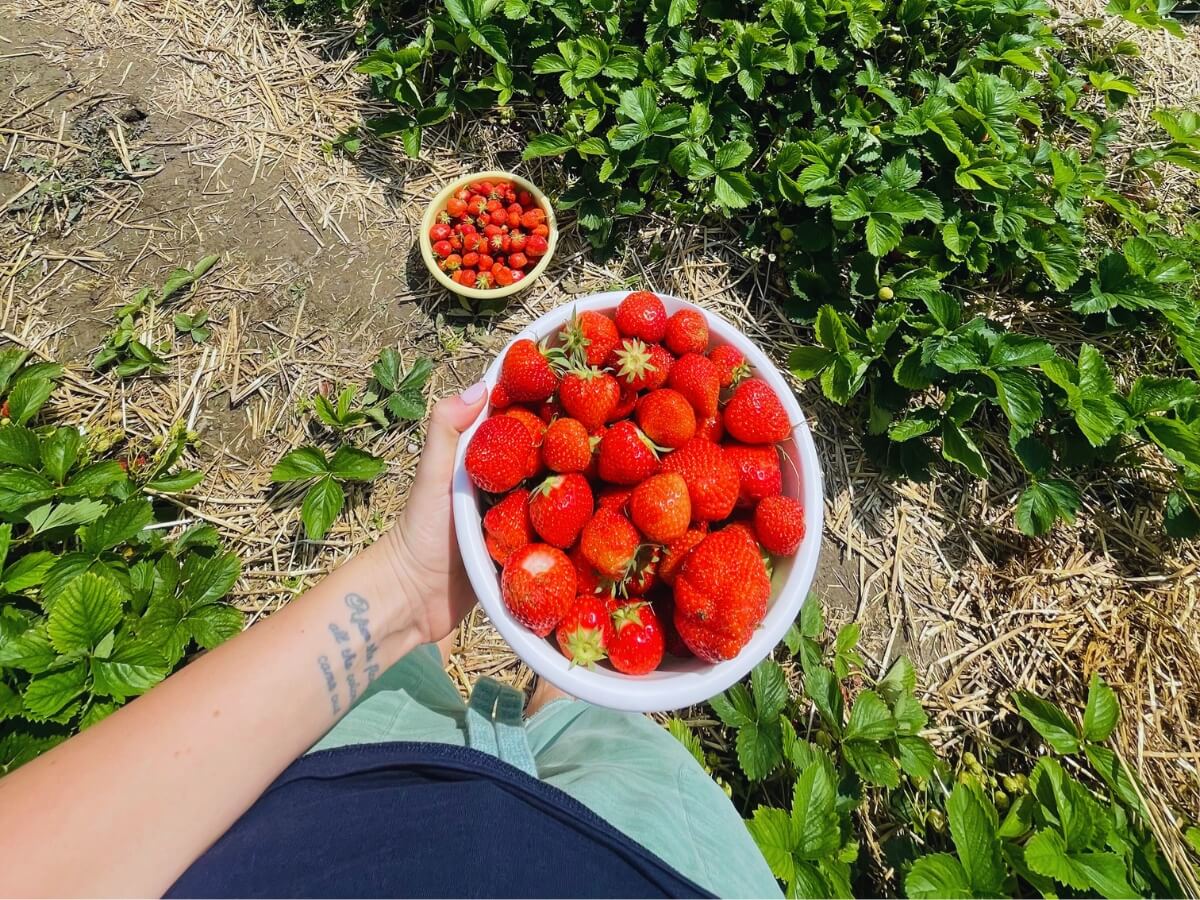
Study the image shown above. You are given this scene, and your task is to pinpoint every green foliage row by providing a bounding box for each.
[677,596,1186,897]
[323,0,1200,536]
[0,350,244,771]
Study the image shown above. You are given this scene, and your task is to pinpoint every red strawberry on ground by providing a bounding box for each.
[658,525,707,586]
[542,417,593,473]
[673,528,771,662]
[635,388,696,450]
[597,485,632,513]
[723,377,790,444]
[597,421,661,485]
[499,338,560,402]
[753,495,806,556]
[559,367,619,431]
[614,291,667,343]
[664,308,709,356]
[562,309,620,368]
[630,472,692,543]
[667,352,721,419]
[482,489,533,565]
[569,545,606,597]
[501,543,576,637]
[555,594,613,667]
[529,474,594,549]
[695,414,724,442]
[580,508,640,579]
[662,438,738,521]
[612,339,671,392]
[708,344,751,389]
[607,600,665,675]
[724,443,783,507]
[465,415,536,493]
[501,406,547,478]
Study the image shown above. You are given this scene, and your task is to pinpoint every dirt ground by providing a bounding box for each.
[2,0,1198,879]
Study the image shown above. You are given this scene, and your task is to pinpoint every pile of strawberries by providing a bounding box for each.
[464,291,806,676]
[430,178,551,290]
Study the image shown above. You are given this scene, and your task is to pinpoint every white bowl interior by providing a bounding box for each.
[451,291,824,712]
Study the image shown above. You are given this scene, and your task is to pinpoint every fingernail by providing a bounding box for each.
[461,381,486,404]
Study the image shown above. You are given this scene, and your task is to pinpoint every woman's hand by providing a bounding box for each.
[378,382,487,644]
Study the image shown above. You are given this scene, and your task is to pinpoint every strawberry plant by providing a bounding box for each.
[682,596,1184,896]
[270,445,388,540]
[0,352,243,771]
[173,310,212,344]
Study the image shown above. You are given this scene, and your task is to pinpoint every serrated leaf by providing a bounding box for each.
[523,133,575,159]
[751,659,789,720]
[3,550,56,591]
[748,807,798,884]
[22,663,86,718]
[906,853,973,899]
[815,306,850,353]
[301,476,344,541]
[1016,479,1080,536]
[941,421,989,479]
[712,170,756,209]
[328,445,387,482]
[1025,829,1133,897]
[947,780,1006,895]
[0,625,57,673]
[187,603,243,649]
[7,377,54,425]
[180,550,241,609]
[1082,673,1119,741]
[735,717,784,780]
[844,690,896,741]
[804,666,843,733]
[146,469,205,493]
[272,446,329,482]
[48,573,126,653]
[711,683,756,728]
[25,499,106,536]
[897,735,937,778]
[1014,691,1080,753]
[0,425,41,468]
[90,638,168,699]
[843,738,899,787]
[791,758,840,858]
[987,368,1043,431]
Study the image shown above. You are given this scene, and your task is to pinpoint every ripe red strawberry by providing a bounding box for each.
[542,417,593,473]
[501,543,576,637]
[607,600,665,675]
[490,382,512,410]
[580,508,640,578]
[664,308,709,356]
[724,443,783,507]
[482,489,533,565]
[499,338,560,402]
[708,344,751,389]
[673,528,771,662]
[753,495,806,556]
[612,339,671,392]
[465,415,536,493]
[695,414,724,442]
[597,485,632,513]
[652,592,693,657]
[608,386,638,422]
[662,438,738,521]
[597,421,661,485]
[621,549,659,597]
[529,474,594,549]
[501,406,547,478]
[559,367,619,431]
[569,545,605,597]
[635,389,696,449]
[555,594,613,667]
[536,397,562,423]
[614,291,667,343]
[722,520,761,553]
[667,353,721,419]
[562,309,620,368]
[658,525,706,586]
[723,378,790,444]
[630,473,691,543]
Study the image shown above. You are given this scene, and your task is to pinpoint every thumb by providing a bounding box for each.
[409,382,488,504]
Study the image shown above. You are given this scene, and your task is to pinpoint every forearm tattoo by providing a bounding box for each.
[316,592,382,718]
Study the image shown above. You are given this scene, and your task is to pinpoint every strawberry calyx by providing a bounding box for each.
[561,308,591,366]
[613,338,658,385]
[610,600,651,632]
[532,474,564,498]
[562,625,608,668]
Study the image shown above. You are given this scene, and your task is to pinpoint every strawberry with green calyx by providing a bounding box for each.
[673,528,771,662]
[708,344,751,389]
[618,545,660,597]
[501,543,576,637]
[529,473,594,549]
[607,600,665,675]
[612,338,671,392]
[465,415,536,493]
[555,594,614,668]
[615,291,668,343]
[562,309,620,369]
[580,507,640,579]
[753,495,806,556]
[541,417,594,473]
[559,366,619,431]
[597,420,662,485]
[723,377,790,444]
[635,388,696,450]
[664,308,709,356]
[499,337,565,403]
[482,489,533,565]
[662,437,738,521]
[724,443,783,507]
[630,472,691,543]
[667,352,721,419]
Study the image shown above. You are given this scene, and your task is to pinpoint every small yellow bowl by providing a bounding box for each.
[419,170,558,303]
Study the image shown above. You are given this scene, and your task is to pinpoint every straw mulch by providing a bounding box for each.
[1,0,1198,886]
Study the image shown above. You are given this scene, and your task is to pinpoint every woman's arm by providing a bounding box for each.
[0,385,486,898]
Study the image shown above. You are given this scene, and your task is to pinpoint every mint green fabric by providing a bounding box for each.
[311,644,782,899]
